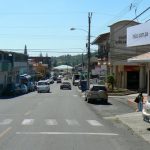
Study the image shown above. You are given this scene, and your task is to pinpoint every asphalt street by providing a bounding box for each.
[0,81,150,150]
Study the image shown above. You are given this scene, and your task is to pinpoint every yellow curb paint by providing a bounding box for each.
[24,111,31,116]
[0,127,12,139]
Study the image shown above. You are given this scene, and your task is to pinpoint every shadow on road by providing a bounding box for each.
[88,101,112,106]
[147,128,150,131]
[0,94,22,100]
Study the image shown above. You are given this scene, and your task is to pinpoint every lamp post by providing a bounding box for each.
[70,12,92,89]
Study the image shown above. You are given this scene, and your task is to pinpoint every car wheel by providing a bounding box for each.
[85,97,87,101]
[105,99,108,104]
[87,98,90,103]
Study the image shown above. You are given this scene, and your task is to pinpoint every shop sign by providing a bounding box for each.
[124,66,139,71]
[127,22,150,47]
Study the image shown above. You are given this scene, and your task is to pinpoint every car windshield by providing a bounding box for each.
[91,86,106,91]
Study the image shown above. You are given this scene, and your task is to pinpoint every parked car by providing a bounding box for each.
[27,82,35,92]
[20,84,28,94]
[37,80,50,93]
[85,84,108,103]
[142,99,150,123]
[72,74,80,86]
[60,82,71,90]
[3,83,21,96]
[49,78,54,84]
[57,78,62,83]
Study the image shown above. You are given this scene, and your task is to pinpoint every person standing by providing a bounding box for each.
[136,92,144,112]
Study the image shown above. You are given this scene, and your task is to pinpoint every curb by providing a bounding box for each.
[116,112,150,144]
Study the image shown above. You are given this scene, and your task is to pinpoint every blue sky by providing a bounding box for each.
[0,0,149,56]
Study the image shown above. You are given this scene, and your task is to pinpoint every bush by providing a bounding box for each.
[107,75,115,91]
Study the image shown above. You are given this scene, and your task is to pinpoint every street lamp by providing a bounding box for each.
[70,28,88,33]
[70,12,92,90]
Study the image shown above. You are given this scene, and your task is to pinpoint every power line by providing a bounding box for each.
[111,6,150,36]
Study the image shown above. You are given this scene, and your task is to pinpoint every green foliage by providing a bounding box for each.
[51,54,87,67]
[107,75,115,90]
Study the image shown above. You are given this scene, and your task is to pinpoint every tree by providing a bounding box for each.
[24,45,27,55]
[107,74,115,91]
[39,52,43,57]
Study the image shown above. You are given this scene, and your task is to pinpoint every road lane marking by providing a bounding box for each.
[0,119,13,125]
[0,127,12,139]
[24,111,31,116]
[73,95,78,97]
[87,120,103,126]
[16,132,118,136]
[22,119,34,125]
[45,119,58,125]
[66,119,79,126]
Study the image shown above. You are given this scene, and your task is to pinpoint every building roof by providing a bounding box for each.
[128,52,150,63]
[53,65,73,70]
[92,32,110,45]
[109,20,139,27]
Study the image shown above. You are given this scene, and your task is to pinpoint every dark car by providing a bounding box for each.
[27,82,35,92]
[57,78,62,83]
[60,82,71,90]
[3,83,21,96]
[49,78,54,84]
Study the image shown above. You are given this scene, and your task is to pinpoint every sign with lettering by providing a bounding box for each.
[127,22,150,47]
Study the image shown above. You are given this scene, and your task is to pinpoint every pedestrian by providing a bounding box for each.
[135,92,144,112]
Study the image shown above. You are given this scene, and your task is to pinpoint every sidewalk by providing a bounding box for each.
[116,112,150,144]
[127,93,148,110]
[78,88,150,143]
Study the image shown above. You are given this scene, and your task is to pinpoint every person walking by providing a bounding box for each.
[136,92,144,112]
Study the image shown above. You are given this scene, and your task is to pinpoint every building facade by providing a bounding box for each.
[0,50,28,95]
[93,20,150,90]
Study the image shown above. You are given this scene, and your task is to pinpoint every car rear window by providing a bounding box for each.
[63,82,70,84]
[91,86,107,91]
[38,82,47,85]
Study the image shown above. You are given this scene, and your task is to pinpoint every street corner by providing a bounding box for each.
[116,112,150,144]
[127,98,137,110]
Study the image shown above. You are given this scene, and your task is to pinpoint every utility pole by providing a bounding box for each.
[87,12,92,90]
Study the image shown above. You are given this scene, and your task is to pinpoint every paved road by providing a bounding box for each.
[0,81,150,150]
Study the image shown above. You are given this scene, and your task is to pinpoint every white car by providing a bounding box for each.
[142,99,150,123]
[37,80,50,93]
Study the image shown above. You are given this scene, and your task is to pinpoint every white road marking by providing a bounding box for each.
[22,119,34,125]
[45,119,58,125]
[73,95,78,97]
[16,132,118,136]
[66,119,79,126]
[24,111,31,116]
[87,120,103,126]
[0,119,13,125]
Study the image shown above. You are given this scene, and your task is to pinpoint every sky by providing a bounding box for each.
[0,0,149,57]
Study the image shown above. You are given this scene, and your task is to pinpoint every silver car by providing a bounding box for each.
[142,99,150,123]
[37,80,50,93]
[85,84,108,103]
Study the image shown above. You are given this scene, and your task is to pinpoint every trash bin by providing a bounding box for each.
[80,80,87,92]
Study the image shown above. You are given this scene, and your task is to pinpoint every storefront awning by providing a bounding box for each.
[128,52,150,63]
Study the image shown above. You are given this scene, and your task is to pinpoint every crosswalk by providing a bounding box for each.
[0,119,103,127]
